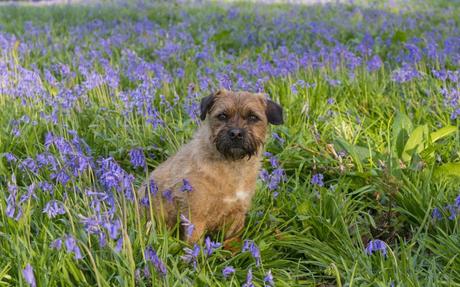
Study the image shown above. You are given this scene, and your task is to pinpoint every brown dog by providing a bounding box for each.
[139,89,283,243]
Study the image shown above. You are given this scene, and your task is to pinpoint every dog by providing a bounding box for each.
[139,89,283,243]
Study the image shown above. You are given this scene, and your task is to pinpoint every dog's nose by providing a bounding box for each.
[228,128,244,140]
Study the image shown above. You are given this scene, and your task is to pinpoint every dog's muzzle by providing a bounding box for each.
[215,128,256,160]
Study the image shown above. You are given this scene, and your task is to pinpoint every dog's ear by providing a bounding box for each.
[200,89,226,120]
[200,92,218,121]
[266,99,284,125]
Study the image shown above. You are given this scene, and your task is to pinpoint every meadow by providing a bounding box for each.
[1,0,460,286]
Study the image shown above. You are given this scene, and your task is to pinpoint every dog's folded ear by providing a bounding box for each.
[266,99,284,125]
[200,94,215,120]
[200,90,225,120]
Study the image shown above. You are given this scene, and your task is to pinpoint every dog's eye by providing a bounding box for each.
[248,115,260,122]
[217,113,228,121]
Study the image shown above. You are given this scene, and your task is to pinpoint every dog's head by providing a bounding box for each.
[200,89,283,160]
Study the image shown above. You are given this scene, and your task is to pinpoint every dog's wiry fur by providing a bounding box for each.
[139,89,283,243]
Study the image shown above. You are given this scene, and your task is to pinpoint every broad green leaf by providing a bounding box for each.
[334,138,370,172]
[392,30,407,43]
[402,125,429,162]
[434,163,460,178]
[431,125,457,143]
[392,112,413,158]
[210,29,232,42]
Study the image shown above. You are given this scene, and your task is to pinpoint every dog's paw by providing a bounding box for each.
[223,237,242,254]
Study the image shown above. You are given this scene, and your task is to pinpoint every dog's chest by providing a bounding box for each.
[223,189,252,204]
[220,174,256,210]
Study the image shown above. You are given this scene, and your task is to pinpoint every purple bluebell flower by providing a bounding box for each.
[451,109,460,120]
[97,157,134,200]
[162,189,173,203]
[268,168,285,190]
[357,33,374,56]
[180,179,193,192]
[44,132,54,148]
[261,153,285,191]
[183,85,201,121]
[12,127,20,137]
[242,240,261,266]
[44,69,58,86]
[98,160,122,190]
[222,266,235,278]
[447,71,459,83]
[242,268,254,287]
[36,153,57,171]
[7,176,17,197]
[268,155,279,168]
[140,196,149,206]
[446,204,457,220]
[65,235,83,260]
[272,132,285,144]
[98,232,107,248]
[180,214,195,238]
[6,176,22,220]
[104,219,121,239]
[311,173,324,187]
[145,246,167,276]
[51,169,71,186]
[134,268,141,281]
[176,68,185,78]
[43,200,66,218]
[52,136,74,155]
[365,239,387,257]
[204,236,221,256]
[403,43,421,64]
[19,157,39,174]
[80,215,102,235]
[22,264,36,287]
[264,270,275,287]
[148,179,159,196]
[391,64,420,83]
[2,152,17,163]
[327,98,335,105]
[38,181,54,194]
[129,148,146,169]
[432,207,442,220]
[432,69,448,81]
[259,169,270,182]
[18,183,37,204]
[326,78,341,87]
[181,244,200,269]
[367,55,383,72]
[115,237,123,253]
[143,266,151,279]
[50,238,62,250]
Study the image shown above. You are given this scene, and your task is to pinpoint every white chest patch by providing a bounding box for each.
[236,191,250,200]
[224,190,251,203]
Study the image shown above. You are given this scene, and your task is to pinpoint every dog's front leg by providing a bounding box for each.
[185,220,206,244]
[224,213,245,239]
[222,214,245,252]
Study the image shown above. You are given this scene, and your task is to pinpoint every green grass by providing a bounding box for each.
[0,1,460,286]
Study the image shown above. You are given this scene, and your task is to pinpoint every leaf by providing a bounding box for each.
[392,112,413,158]
[392,30,407,43]
[431,125,457,143]
[434,163,460,178]
[210,29,232,42]
[402,125,429,162]
[334,138,376,172]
